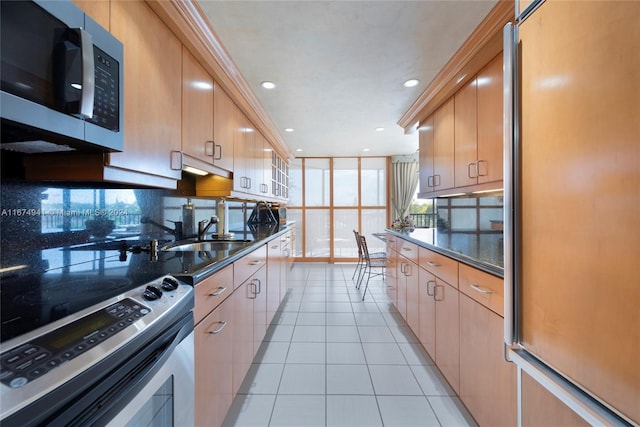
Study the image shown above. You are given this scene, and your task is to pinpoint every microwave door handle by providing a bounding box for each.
[77,28,95,119]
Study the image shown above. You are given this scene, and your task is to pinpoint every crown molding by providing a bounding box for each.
[146,0,293,159]
[397,0,514,132]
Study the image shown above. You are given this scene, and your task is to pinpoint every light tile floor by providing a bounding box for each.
[222,263,478,427]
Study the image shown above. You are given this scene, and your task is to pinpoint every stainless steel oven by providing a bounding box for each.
[0,275,194,427]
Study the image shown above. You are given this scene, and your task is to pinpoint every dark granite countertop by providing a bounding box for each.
[385,228,504,277]
[0,223,292,342]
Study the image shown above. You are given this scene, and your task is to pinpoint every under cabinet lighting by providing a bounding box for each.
[183,166,208,176]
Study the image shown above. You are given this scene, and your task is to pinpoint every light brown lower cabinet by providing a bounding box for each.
[459,293,516,426]
[434,279,460,394]
[418,266,436,359]
[231,281,254,396]
[252,266,267,355]
[195,299,233,427]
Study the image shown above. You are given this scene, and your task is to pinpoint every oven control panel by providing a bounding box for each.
[0,298,150,388]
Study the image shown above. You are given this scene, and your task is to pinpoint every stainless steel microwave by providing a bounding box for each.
[1,0,123,153]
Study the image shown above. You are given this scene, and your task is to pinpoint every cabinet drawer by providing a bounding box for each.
[234,244,267,289]
[396,239,419,264]
[386,233,399,252]
[458,263,504,317]
[194,264,234,325]
[419,247,459,287]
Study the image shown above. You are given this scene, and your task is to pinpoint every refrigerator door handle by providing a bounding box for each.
[503,22,517,347]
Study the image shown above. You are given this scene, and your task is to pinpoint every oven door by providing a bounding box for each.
[106,330,194,427]
[1,311,194,427]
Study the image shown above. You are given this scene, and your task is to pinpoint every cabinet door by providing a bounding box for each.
[418,267,436,359]
[233,111,255,193]
[476,53,503,184]
[267,238,282,325]
[109,1,182,180]
[212,83,235,172]
[252,266,268,355]
[454,79,478,188]
[404,260,420,334]
[396,258,407,319]
[72,0,109,29]
[460,294,516,427]
[435,279,459,393]
[254,131,270,196]
[195,300,233,427]
[418,115,435,195]
[182,47,214,163]
[231,282,253,396]
[433,98,455,191]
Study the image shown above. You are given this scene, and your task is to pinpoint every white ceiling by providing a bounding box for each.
[196,0,497,158]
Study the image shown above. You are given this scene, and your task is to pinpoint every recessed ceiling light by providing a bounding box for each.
[295,148,303,152]
[375,127,384,132]
[403,79,419,88]
[261,81,276,89]
[363,148,370,152]
[285,128,294,132]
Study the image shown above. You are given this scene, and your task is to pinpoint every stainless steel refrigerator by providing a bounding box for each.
[504,1,639,425]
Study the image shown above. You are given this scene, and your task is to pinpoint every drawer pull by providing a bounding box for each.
[471,284,493,295]
[427,261,441,267]
[209,286,227,297]
[249,260,261,266]
[401,247,412,252]
[208,321,227,334]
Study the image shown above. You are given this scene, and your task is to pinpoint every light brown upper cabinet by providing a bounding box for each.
[476,53,503,185]
[454,79,478,188]
[213,84,236,173]
[455,53,503,188]
[182,47,215,166]
[419,99,455,196]
[108,0,182,181]
[233,110,255,194]
[72,0,109,30]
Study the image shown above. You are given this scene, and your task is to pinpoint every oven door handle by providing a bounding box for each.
[20,312,195,427]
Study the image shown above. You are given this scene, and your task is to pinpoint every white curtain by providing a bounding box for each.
[391,160,419,220]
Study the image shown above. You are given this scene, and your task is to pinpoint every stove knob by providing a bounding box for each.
[161,276,179,291]
[143,285,162,301]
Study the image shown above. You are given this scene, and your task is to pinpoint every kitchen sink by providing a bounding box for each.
[160,239,252,252]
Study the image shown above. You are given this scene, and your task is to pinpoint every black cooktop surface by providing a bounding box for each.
[0,239,189,343]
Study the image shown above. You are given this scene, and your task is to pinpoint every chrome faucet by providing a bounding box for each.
[197,216,219,241]
[141,216,183,241]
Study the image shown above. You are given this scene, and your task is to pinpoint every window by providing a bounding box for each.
[288,157,388,261]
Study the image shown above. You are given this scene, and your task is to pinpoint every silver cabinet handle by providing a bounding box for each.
[208,320,227,334]
[214,143,222,160]
[427,175,434,188]
[404,263,413,277]
[205,140,215,157]
[249,282,257,299]
[426,280,436,296]
[433,174,441,187]
[434,284,444,301]
[254,278,261,294]
[477,160,487,177]
[401,247,412,252]
[170,150,183,170]
[209,286,227,297]
[427,261,441,267]
[249,260,261,266]
[471,284,493,294]
[467,162,477,179]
